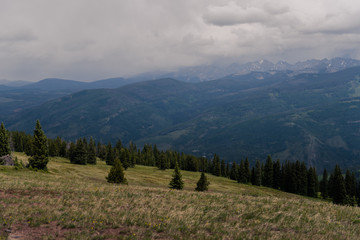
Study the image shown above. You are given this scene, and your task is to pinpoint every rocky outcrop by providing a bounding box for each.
[0,154,14,166]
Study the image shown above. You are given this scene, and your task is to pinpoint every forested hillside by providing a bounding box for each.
[4,67,360,170]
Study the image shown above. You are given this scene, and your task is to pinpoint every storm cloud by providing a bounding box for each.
[1,0,360,81]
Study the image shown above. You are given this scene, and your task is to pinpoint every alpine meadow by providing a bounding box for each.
[3,1,360,239]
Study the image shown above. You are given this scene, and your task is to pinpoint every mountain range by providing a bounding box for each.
[132,57,360,82]
[3,63,360,170]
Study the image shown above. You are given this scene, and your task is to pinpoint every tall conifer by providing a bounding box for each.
[212,154,221,176]
[0,122,10,157]
[29,120,49,170]
[319,169,328,199]
[263,155,273,187]
[254,160,262,186]
[332,165,346,204]
[169,162,184,190]
[87,137,97,164]
[106,143,115,165]
[273,159,281,189]
[230,162,238,181]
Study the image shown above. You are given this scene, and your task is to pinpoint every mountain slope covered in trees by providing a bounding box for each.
[5,67,360,170]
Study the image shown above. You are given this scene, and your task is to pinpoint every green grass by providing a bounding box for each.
[1,153,360,239]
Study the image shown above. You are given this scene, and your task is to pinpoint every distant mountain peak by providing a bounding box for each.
[132,57,360,83]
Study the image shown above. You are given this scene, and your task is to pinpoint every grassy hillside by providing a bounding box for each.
[1,153,360,239]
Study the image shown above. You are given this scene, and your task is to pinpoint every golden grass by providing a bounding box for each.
[1,153,360,239]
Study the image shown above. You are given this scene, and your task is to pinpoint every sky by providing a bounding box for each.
[1,0,360,82]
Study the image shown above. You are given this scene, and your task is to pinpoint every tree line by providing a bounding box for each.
[1,121,360,205]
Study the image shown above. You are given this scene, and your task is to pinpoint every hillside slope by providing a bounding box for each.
[1,153,360,239]
[6,68,360,169]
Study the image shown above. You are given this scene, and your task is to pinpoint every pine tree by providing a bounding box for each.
[299,162,308,196]
[169,162,184,190]
[332,165,346,204]
[195,172,210,191]
[105,143,115,165]
[119,148,130,169]
[273,159,281,189]
[307,167,317,198]
[68,142,76,163]
[59,140,67,157]
[87,137,97,164]
[212,154,221,176]
[229,162,238,181]
[254,160,262,186]
[263,155,273,188]
[158,152,168,170]
[244,158,250,183]
[0,122,11,157]
[106,158,128,184]
[238,159,246,183]
[97,141,107,160]
[29,120,49,170]
[345,170,356,198]
[220,159,226,177]
[250,167,256,185]
[319,169,328,199]
[72,138,87,165]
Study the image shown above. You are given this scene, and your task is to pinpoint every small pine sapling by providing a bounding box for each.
[195,172,210,191]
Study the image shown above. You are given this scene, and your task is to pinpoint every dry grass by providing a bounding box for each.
[1,153,360,239]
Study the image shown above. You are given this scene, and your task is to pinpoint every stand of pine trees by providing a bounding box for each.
[5,125,360,206]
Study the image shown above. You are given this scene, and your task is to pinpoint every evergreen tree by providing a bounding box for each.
[59,140,67,158]
[195,172,210,191]
[294,161,302,194]
[48,139,59,157]
[153,144,160,166]
[119,148,130,169]
[158,152,168,170]
[299,162,308,196]
[87,137,97,164]
[68,142,76,163]
[106,158,128,184]
[212,154,221,176]
[105,143,115,165]
[115,139,123,153]
[244,158,250,183]
[273,159,281,189]
[71,138,87,165]
[29,120,49,170]
[327,173,334,199]
[319,169,329,199]
[263,155,273,188]
[229,162,238,181]
[225,163,230,179]
[345,170,357,198]
[0,122,11,156]
[332,165,346,204]
[307,167,317,198]
[97,141,107,160]
[254,160,262,186]
[199,156,208,173]
[250,167,256,185]
[220,159,226,177]
[169,162,184,190]
[238,159,246,183]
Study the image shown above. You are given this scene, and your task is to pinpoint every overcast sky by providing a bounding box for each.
[1,0,360,82]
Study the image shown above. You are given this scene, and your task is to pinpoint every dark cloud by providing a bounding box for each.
[0,0,360,82]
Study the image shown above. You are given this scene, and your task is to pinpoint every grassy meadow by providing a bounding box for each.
[1,153,360,239]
